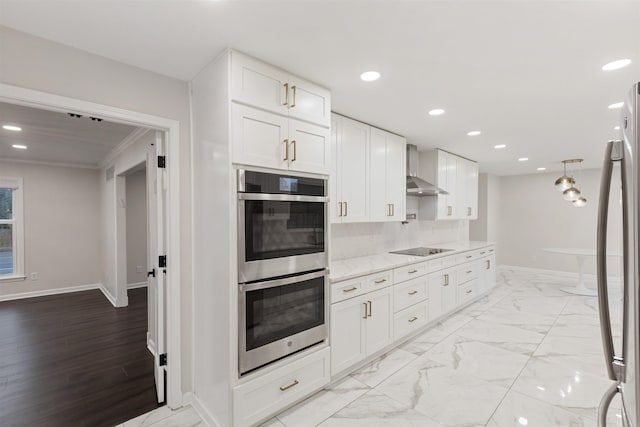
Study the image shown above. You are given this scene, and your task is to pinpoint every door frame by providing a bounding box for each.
[0,83,183,408]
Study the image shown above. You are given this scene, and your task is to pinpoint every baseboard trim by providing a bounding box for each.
[99,285,118,307]
[0,283,102,302]
[128,281,148,289]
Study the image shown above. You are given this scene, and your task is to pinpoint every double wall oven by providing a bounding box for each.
[237,170,328,375]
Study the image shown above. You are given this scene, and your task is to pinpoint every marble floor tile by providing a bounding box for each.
[398,313,474,356]
[423,334,530,388]
[376,357,508,426]
[476,305,558,334]
[122,406,179,427]
[511,357,614,419]
[350,348,417,387]
[317,390,443,427]
[258,417,286,427]
[275,376,370,427]
[489,390,597,427]
[489,294,570,317]
[455,318,546,356]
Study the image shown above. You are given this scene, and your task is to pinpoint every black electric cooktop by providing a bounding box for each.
[389,247,453,257]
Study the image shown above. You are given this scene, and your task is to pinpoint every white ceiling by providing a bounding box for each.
[0,0,639,175]
[0,102,139,167]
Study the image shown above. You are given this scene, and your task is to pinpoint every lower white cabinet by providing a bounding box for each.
[394,301,429,339]
[330,287,393,375]
[427,267,457,320]
[233,347,330,427]
[457,278,478,305]
[479,254,497,293]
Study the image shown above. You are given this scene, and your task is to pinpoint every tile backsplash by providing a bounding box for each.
[330,211,469,261]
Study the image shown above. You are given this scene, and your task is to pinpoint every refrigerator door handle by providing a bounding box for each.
[598,382,621,427]
[597,140,622,382]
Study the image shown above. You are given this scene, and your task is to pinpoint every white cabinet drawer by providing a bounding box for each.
[394,276,428,312]
[426,254,457,273]
[331,271,392,304]
[456,250,480,264]
[394,262,427,284]
[233,347,330,427]
[456,261,479,284]
[457,279,478,305]
[394,301,429,340]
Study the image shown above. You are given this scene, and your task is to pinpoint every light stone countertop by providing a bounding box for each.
[329,240,495,283]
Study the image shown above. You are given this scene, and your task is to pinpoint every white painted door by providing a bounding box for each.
[385,133,406,221]
[231,104,289,170]
[337,117,369,223]
[148,131,166,403]
[287,118,330,174]
[287,76,331,127]
[330,296,367,374]
[369,128,388,221]
[230,51,289,116]
[364,287,394,355]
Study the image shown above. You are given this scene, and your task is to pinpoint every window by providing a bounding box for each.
[0,177,24,279]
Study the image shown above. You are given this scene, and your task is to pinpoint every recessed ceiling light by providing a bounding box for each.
[608,102,624,109]
[537,167,546,171]
[3,125,22,131]
[428,108,445,116]
[494,144,506,149]
[360,71,380,82]
[614,125,621,130]
[518,157,529,162]
[12,144,27,149]
[602,59,631,71]
[467,131,481,136]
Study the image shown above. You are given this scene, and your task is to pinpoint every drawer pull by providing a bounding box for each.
[408,316,419,323]
[489,249,494,252]
[367,300,372,317]
[342,286,358,293]
[480,251,486,255]
[363,302,368,319]
[466,270,472,274]
[279,379,299,391]
[408,290,418,295]
[465,255,473,259]
[443,274,449,286]
[408,269,418,274]
[466,290,473,294]
[374,279,387,284]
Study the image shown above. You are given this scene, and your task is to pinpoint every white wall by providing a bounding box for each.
[496,168,623,276]
[0,26,193,393]
[126,169,147,286]
[470,173,501,243]
[0,160,101,296]
[331,197,469,260]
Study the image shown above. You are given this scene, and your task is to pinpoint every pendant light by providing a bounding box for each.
[554,160,576,191]
[563,186,581,201]
[573,196,587,207]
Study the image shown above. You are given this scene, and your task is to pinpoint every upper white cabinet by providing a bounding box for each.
[420,149,478,220]
[230,51,331,174]
[231,51,331,127]
[370,128,406,222]
[331,115,370,222]
[331,113,406,224]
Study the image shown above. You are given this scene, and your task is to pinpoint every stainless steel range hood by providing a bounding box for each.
[406,144,448,196]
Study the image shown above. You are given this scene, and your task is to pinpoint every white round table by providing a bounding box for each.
[543,248,623,296]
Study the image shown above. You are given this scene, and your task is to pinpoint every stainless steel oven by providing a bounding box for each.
[238,269,328,375]
[238,169,328,283]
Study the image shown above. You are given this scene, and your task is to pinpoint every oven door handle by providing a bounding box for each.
[239,269,329,292]
[238,193,328,203]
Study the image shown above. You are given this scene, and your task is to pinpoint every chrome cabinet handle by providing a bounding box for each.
[408,316,418,323]
[279,379,299,391]
[374,279,387,284]
[408,290,418,295]
[597,139,622,382]
[342,286,357,293]
[291,140,297,161]
[283,139,289,161]
[291,85,297,107]
[283,83,289,106]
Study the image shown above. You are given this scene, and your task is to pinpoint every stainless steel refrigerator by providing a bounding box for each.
[598,81,640,426]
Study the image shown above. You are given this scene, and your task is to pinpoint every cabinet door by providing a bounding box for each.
[444,152,458,218]
[288,118,330,174]
[466,161,479,219]
[479,254,496,292]
[230,51,289,116]
[364,288,394,356]
[427,272,444,320]
[369,128,388,221]
[330,297,367,375]
[456,159,468,220]
[287,76,331,127]
[436,150,450,219]
[338,117,369,223]
[330,115,341,223]
[231,104,289,170]
[386,133,406,221]
[442,269,457,313]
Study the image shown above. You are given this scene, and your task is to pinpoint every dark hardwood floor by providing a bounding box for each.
[0,288,160,427]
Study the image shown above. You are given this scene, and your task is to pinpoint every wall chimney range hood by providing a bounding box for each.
[406,144,448,196]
